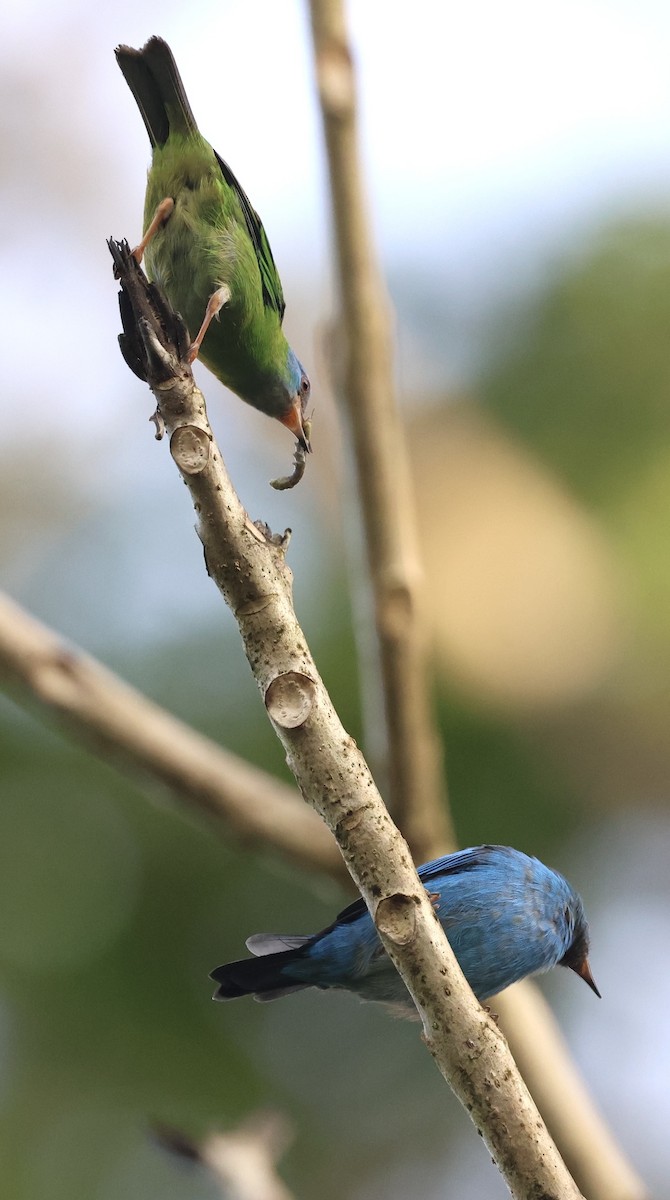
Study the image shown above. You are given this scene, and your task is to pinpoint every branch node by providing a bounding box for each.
[265,672,316,729]
[315,41,355,117]
[237,596,274,617]
[149,408,166,440]
[375,892,418,946]
[378,582,414,639]
[337,809,364,834]
[170,425,211,475]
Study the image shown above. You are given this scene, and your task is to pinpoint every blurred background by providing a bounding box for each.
[1,0,669,1195]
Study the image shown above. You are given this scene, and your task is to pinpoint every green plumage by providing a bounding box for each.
[115,37,310,446]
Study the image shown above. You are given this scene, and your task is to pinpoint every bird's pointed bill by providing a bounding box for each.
[280,398,311,452]
[572,956,601,997]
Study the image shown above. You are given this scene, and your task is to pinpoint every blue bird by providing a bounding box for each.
[210,845,600,1014]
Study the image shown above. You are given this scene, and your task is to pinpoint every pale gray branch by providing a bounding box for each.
[497,983,648,1200]
[306,5,648,1199]
[308,0,452,863]
[154,1112,296,1200]
[201,1113,295,1200]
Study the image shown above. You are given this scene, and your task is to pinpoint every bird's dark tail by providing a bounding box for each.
[115,36,198,148]
[210,934,312,1003]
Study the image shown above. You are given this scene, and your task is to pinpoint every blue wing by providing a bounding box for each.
[331,845,505,929]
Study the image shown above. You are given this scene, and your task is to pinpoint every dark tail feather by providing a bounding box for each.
[115,36,198,148]
[210,947,309,1003]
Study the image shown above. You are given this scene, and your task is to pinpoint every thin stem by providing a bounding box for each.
[153,1113,296,1200]
[306,6,648,1198]
[308,0,453,862]
[496,983,648,1200]
[0,591,342,881]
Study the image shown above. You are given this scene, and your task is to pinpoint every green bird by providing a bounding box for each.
[115,36,311,450]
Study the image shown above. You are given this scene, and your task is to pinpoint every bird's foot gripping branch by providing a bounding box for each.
[109,238,307,489]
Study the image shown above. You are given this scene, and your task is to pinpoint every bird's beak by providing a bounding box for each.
[572,956,601,998]
[280,398,312,453]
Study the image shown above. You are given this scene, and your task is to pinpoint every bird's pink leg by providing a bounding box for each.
[187,286,231,363]
[131,197,175,264]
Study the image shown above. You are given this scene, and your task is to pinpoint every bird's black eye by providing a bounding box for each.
[300,375,310,396]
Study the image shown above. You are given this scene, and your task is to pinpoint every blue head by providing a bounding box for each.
[555,887,600,995]
[272,347,311,451]
[416,846,600,1002]
[284,350,314,453]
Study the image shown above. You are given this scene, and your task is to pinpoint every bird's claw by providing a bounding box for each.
[253,521,292,550]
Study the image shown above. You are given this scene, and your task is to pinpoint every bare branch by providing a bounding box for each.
[308,0,452,863]
[0,590,342,880]
[109,238,586,1200]
[497,983,648,1200]
[307,8,648,1200]
[153,1112,295,1200]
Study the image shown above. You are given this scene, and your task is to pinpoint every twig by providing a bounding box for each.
[153,1112,295,1200]
[308,0,452,863]
[109,237,585,1200]
[307,8,649,1200]
[496,983,649,1200]
[0,590,342,880]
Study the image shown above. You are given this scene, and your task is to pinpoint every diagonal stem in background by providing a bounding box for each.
[307,4,647,1199]
[0,591,342,881]
[152,1113,295,1200]
[309,0,452,863]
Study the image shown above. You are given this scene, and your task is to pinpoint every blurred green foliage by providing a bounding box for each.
[478,214,670,787]
[481,216,670,509]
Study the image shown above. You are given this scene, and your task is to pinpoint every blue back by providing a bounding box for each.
[279,846,584,1007]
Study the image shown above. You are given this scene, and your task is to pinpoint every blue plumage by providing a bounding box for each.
[210,845,600,1014]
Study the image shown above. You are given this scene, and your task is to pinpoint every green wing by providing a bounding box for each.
[214,150,285,321]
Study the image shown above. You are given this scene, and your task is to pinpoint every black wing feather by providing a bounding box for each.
[214,150,285,319]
